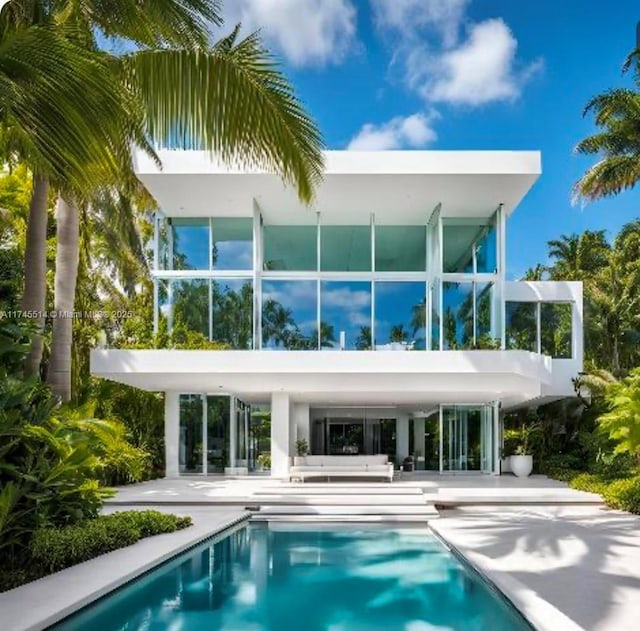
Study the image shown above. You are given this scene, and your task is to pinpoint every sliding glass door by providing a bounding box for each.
[440,404,496,474]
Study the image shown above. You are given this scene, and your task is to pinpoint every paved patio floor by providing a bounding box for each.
[107,474,603,506]
[431,505,640,631]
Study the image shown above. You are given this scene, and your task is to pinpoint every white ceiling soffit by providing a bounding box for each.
[135,150,541,224]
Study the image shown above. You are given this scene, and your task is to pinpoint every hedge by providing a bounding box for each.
[30,511,192,574]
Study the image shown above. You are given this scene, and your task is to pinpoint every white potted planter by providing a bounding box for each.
[510,454,533,478]
[294,438,309,467]
[293,455,306,466]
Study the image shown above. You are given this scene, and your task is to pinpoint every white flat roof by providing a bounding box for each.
[135,150,541,224]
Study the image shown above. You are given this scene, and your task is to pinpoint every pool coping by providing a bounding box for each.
[428,521,585,631]
[0,509,250,631]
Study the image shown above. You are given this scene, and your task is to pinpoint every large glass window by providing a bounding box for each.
[375,226,426,271]
[431,280,440,350]
[206,395,230,473]
[443,282,474,349]
[321,281,371,350]
[179,394,204,474]
[374,282,426,350]
[168,279,209,337]
[321,226,371,271]
[262,280,317,349]
[541,303,572,358]
[169,218,209,270]
[505,302,537,351]
[211,218,253,270]
[212,279,253,349]
[442,281,497,349]
[263,225,317,271]
[442,218,497,274]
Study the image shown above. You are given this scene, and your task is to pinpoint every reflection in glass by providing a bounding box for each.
[442,219,497,274]
[443,282,473,349]
[506,302,537,351]
[476,220,497,273]
[262,280,317,349]
[375,226,426,271]
[475,282,494,344]
[321,226,371,271]
[180,394,203,474]
[211,218,253,270]
[321,281,371,350]
[263,225,317,271]
[374,282,426,350]
[206,396,230,473]
[441,406,482,472]
[541,303,572,358]
[212,279,253,348]
[170,279,209,337]
[170,218,209,270]
[431,280,440,350]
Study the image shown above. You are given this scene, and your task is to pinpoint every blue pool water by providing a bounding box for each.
[53,523,532,631]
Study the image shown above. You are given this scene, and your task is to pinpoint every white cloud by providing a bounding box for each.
[371,0,469,48]
[371,1,542,107]
[222,0,357,67]
[347,112,438,150]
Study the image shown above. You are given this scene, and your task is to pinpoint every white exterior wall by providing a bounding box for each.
[293,403,310,446]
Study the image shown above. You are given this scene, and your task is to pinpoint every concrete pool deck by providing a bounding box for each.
[0,507,249,631]
[431,505,640,631]
[106,474,603,507]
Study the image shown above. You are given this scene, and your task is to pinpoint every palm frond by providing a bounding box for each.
[574,156,640,201]
[123,29,325,203]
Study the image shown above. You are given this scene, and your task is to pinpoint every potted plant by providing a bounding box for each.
[510,422,541,478]
[257,453,271,471]
[294,438,309,466]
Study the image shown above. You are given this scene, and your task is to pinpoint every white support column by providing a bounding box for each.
[293,403,310,449]
[271,392,292,478]
[396,413,409,463]
[164,392,180,478]
[229,397,237,468]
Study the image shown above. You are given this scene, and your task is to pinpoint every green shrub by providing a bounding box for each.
[603,477,640,514]
[542,454,585,473]
[568,472,609,495]
[30,511,192,573]
[589,452,636,480]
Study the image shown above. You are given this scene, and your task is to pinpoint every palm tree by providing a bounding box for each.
[35,2,323,400]
[0,14,133,376]
[262,299,295,348]
[547,231,610,280]
[355,326,371,350]
[389,324,408,343]
[574,50,640,201]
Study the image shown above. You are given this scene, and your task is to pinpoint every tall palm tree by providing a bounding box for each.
[0,14,133,376]
[37,2,323,400]
[574,50,640,201]
[547,231,610,280]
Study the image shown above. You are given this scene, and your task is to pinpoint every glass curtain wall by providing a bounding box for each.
[179,395,250,474]
[440,404,495,473]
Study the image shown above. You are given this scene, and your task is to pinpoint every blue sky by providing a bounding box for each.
[220,0,640,279]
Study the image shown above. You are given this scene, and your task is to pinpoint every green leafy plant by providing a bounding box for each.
[295,438,309,457]
[598,368,640,456]
[257,453,271,470]
[512,422,542,456]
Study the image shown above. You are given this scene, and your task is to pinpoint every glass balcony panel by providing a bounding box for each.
[443,281,474,349]
[443,218,497,274]
[211,279,253,348]
[170,218,209,270]
[541,303,572,358]
[475,282,495,346]
[321,281,372,350]
[169,279,209,338]
[476,220,498,273]
[505,302,537,351]
[211,218,253,270]
[263,225,317,271]
[321,226,371,272]
[262,280,318,349]
[375,226,426,271]
[374,282,426,350]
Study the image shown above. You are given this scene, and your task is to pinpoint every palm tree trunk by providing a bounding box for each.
[48,196,79,402]
[21,175,49,378]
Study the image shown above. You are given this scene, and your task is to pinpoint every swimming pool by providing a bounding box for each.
[52,523,532,630]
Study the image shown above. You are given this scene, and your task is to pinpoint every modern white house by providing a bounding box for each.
[91,150,583,479]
